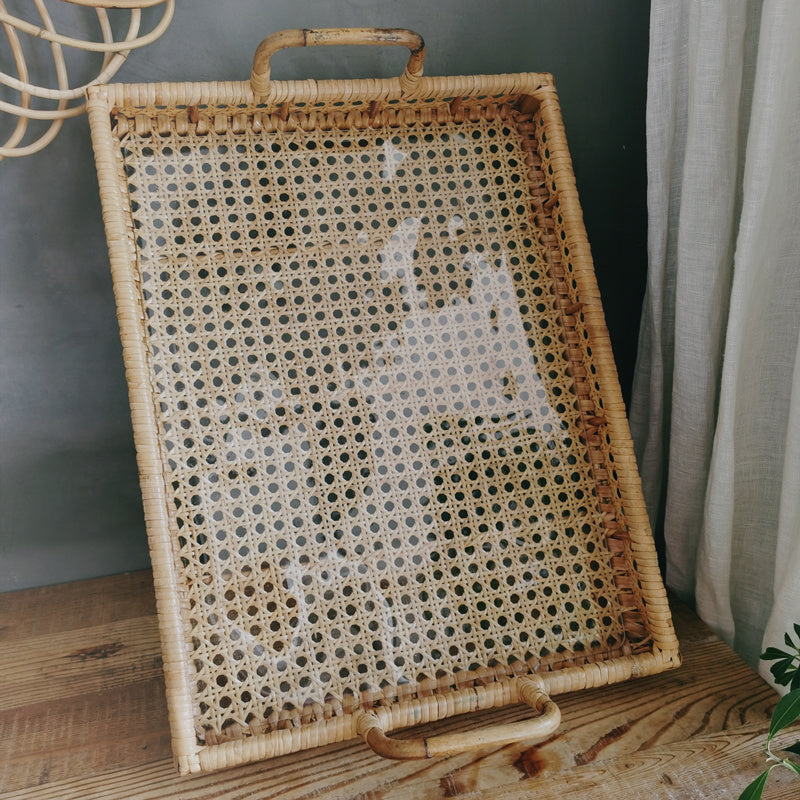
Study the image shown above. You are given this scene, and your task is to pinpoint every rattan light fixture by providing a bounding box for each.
[0,0,173,159]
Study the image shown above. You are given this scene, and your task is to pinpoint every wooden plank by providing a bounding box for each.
[0,678,171,793]
[0,573,789,800]
[0,639,778,798]
[0,571,156,641]
[0,579,167,794]
[477,724,800,800]
[1,724,798,800]
[0,615,161,710]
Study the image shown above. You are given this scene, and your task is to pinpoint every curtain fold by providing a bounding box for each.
[633,0,800,684]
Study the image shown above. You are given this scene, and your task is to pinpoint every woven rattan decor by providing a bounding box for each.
[88,28,680,773]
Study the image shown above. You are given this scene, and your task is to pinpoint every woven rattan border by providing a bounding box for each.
[88,68,679,774]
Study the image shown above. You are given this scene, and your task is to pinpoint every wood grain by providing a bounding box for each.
[0,571,793,799]
[0,571,156,641]
[2,725,799,800]
[0,615,161,710]
[0,679,170,792]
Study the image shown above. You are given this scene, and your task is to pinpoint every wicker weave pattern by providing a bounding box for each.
[89,39,679,769]
[118,100,633,742]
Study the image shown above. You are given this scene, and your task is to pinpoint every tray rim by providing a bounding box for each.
[87,71,679,774]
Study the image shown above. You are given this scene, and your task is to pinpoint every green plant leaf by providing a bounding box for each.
[771,660,793,686]
[737,768,772,800]
[768,690,800,741]
[793,622,800,643]
[783,741,800,756]
[763,646,792,662]
[785,632,794,648]
[792,671,800,692]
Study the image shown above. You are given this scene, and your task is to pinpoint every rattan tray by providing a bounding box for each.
[87,28,680,774]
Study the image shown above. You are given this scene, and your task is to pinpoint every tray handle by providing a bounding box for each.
[250,27,425,96]
[356,677,561,760]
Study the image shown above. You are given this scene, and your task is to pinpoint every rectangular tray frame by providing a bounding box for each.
[88,66,679,774]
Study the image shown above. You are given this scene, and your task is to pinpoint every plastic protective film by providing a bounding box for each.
[120,109,626,743]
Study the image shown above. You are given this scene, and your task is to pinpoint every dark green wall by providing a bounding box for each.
[0,1,650,590]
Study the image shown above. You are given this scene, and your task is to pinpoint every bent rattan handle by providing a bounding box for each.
[250,27,425,96]
[357,678,561,760]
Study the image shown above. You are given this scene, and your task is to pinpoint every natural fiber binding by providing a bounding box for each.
[250,28,425,97]
[357,676,560,760]
[87,27,680,774]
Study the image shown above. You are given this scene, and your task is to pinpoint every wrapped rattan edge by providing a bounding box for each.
[90,72,553,111]
[533,89,679,660]
[87,94,202,775]
[194,650,678,772]
[86,73,680,773]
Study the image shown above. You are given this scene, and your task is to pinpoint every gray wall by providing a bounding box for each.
[0,1,650,591]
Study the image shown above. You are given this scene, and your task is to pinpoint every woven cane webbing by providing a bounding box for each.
[115,97,646,744]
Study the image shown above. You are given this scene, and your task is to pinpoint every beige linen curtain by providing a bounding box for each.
[631,0,800,687]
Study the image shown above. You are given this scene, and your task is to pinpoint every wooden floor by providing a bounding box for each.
[0,570,797,799]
